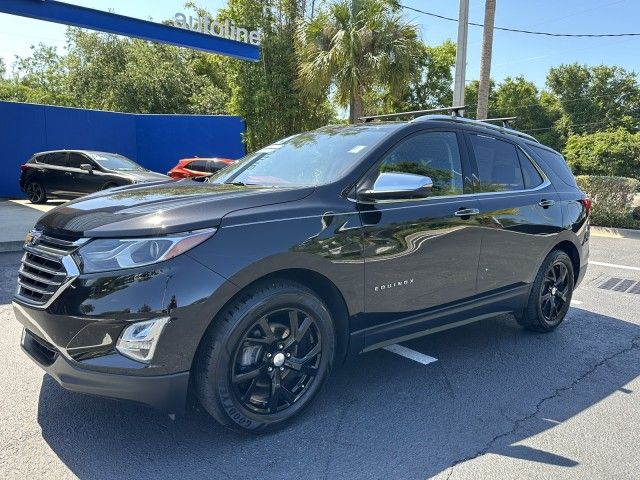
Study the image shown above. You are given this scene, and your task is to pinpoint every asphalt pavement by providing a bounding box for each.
[0,235,639,479]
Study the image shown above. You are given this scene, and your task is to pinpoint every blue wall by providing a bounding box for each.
[0,100,245,198]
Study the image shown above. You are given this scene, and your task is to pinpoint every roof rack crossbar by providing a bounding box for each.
[360,106,466,122]
[481,116,517,128]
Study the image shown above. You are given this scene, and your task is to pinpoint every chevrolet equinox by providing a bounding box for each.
[13,113,590,432]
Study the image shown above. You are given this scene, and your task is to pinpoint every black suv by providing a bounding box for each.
[13,114,590,432]
[19,150,169,203]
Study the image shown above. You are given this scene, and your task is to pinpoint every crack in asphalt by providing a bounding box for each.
[444,335,640,480]
[322,399,354,480]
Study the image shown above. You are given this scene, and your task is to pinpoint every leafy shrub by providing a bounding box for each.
[576,175,640,228]
[632,205,640,221]
[564,129,640,181]
[576,175,639,211]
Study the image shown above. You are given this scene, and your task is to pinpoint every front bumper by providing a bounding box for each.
[21,328,189,413]
[13,249,240,414]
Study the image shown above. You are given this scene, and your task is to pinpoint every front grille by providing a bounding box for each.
[16,233,84,307]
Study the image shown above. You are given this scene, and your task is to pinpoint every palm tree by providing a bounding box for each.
[476,0,497,120]
[297,0,422,123]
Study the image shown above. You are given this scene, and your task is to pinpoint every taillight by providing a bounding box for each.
[221,159,235,165]
[579,197,592,214]
[20,164,28,172]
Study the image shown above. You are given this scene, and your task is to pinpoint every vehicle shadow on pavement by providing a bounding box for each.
[36,308,640,480]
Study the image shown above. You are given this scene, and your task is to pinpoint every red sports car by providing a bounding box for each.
[167,157,235,180]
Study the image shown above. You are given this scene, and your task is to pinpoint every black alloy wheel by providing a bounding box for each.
[195,280,335,433]
[231,307,322,415]
[517,249,574,332]
[539,260,570,323]
[26,182,47,204]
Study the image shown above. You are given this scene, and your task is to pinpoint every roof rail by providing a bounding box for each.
[481,116,517,128]
[411,115,540,143]
[360,105,466,123]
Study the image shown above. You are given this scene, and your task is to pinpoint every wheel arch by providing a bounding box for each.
[190,268,352,375]
[553,240,581,282]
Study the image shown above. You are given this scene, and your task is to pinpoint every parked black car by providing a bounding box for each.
[13,113,590,432]
[19,150,169,203]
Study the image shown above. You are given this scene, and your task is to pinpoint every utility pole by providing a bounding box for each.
[477,0,497,119]
[453,0,469,111]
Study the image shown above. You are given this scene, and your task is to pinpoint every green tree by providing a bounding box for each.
[297,0,423,123]
[206,0,333,150]
[9,44,72,105]
[65,28,216,114]
[464,79,495,119]
[394,40,456,112]
[493,76,562,149]
[547,63,640,135]
[564,128,640,180]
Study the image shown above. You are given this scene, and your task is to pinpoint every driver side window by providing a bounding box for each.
[377,131,464,197]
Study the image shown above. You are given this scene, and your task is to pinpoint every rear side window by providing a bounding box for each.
[528,145,578,188]
[517,148,544,189]
[469,134,524,192]
[43,152,67,166]
[187,160,208,172]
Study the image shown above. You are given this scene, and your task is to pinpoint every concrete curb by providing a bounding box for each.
[591,226,640,240]
[0,241,24,253]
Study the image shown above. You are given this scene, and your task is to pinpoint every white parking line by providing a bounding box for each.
[590,261,640,272]
[571,300,583,305]
[383,344,438,365]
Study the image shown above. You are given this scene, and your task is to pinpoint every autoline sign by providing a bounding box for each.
[174,13,262,46]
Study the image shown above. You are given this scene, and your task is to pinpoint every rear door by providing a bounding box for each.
[359,129,483,337]
[465,132,563,294]
[41,152,69,196]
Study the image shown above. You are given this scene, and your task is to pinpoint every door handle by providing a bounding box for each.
[454,208,480,217]
[538,199,555,208]
[64,171,73,176]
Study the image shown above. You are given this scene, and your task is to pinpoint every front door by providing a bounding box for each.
[41,152,69,196]
[67,152,103,195]
[358,130,483,336]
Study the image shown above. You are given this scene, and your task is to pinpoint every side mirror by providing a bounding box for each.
[359,172,433,201]
[80,164,93,173]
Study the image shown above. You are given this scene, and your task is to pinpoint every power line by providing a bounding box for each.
[521,120,634,133]
[462,91,637,116]
[400,3,640,38]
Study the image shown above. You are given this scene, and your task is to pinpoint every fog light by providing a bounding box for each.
[116,317,170,363]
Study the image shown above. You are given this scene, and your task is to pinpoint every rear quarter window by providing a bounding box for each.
[527,145,577,188]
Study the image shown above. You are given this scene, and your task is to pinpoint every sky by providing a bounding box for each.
[0,0,639,90]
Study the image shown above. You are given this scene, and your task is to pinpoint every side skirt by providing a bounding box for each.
[352,284,529,354]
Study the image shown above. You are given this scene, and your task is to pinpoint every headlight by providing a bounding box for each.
[116,317,169,362]
[77,228,215,273]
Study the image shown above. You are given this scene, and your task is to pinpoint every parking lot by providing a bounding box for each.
[0,233,638,479]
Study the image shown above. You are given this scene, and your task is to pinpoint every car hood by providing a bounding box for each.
[36,180,314,238]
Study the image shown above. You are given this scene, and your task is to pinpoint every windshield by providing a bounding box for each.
[208,124,398,187]
[88,152,145,172]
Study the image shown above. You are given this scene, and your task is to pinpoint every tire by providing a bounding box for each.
[517,249,574,332]
[25,182,47,204]
[195,279,335,433]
